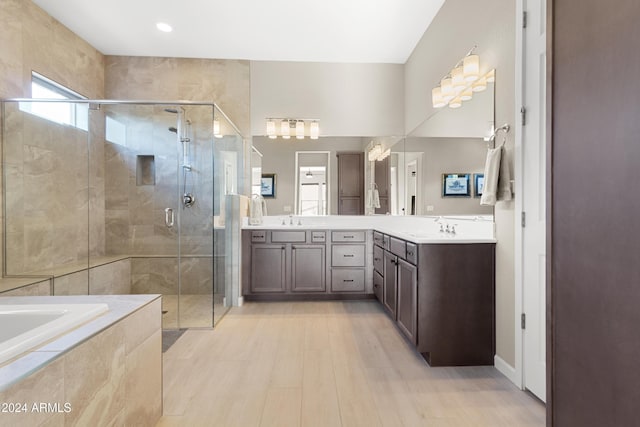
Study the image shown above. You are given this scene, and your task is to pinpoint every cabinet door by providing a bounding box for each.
[383,251,397,319]
[291,245,326,292]
[373,245,384,275]
[251,245,286,292]
[373,271,384,303]
[396,258,418,344]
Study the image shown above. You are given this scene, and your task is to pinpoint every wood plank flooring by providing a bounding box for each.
[158,301,545,427]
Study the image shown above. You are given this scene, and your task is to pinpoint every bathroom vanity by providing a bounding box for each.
[242,215,496,366]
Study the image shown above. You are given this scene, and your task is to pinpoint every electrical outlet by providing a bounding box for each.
[427,205,435,212]
[283,205,292,212]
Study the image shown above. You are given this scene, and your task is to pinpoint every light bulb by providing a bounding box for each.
[266,119,276,138]
[296,120,305,139]
[281,120,290,139]
[310,121,319,139]
[432,87,446,108]
[441,77,454,100]
[463,54,480,82]
[451,66,466,91]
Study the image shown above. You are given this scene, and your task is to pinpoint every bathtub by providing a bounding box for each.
[0,303,109,365]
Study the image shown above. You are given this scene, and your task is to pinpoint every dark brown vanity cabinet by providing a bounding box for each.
[372,231,495,366]
[243,229,371,299]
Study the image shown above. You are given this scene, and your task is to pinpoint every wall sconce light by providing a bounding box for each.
[213,119,222,138]
[431,46,490,109]
[265,118,320,140]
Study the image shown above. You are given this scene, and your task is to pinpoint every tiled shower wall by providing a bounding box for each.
[0,0,105,275]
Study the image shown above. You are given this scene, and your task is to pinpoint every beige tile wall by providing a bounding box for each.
[0,0,105,278]
[0,299,162,427]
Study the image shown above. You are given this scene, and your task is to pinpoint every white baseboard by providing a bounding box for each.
[494,355,520,387]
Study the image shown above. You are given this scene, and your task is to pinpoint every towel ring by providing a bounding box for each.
[486,124,510,148]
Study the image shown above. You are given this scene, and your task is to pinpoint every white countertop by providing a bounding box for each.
[0,294,160,391]
[243,215,496,244]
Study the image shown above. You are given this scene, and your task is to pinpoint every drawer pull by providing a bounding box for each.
[343,254,354,257]
[343,279,354,283]
[407,251,414,256]
[374,257,381,261]
[343,235,354,239]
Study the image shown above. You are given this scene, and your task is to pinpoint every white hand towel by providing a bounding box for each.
[480,146,502,206]
[497,146,512,201]
[372,188,381,209]
[249,195,265,225]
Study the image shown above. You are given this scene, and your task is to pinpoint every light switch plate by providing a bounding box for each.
[283,205,292,212]
[427,205,435,212]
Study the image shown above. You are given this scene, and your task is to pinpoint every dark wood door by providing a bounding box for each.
[337,152,364,215]
[250,245,286,292]
[550,1,640,425]
[396,258,417,345]
[291,245,325,292]
[383,250,397,319]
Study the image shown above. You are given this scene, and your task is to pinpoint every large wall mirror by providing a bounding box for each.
[252,69,495,218]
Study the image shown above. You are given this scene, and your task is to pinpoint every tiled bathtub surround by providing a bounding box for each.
[0,295,162,427]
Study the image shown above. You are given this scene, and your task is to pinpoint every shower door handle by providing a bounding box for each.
[165,208,174,228]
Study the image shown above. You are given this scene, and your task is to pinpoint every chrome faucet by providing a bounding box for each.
[289,214,293,225]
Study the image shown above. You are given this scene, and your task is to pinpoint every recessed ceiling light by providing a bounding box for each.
[156,22,173,33]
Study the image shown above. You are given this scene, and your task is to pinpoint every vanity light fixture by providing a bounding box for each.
[430,46,490,109]
[368,144,390,162]
[265,118,320,140]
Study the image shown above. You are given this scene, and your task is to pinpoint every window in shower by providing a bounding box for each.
[19,72,88,130]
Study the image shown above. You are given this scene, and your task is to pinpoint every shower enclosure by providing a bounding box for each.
[1,99,244,328]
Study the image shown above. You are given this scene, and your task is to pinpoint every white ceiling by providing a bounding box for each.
[32,0,445,64]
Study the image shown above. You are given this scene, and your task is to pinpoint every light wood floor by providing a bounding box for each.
[158,301,545,427]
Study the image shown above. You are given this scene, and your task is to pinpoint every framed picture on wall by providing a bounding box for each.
[442,173,471,197]
[260,173,276,198]
[474,173,485,197]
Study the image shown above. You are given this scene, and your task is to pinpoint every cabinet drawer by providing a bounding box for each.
[311,231,326,243]
[390,237,406,259]
[373,231,384,247]
[383,235,390,250]
[332,244,365,267]
[406,242,418,264]
[332,231,365,242]
[271,230,306,243]
[251,231,267,243]
[331,269,365,292]
[373,245,384,274]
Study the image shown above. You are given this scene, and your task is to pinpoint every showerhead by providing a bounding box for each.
[168,127,178,133]
[164,108,179,114]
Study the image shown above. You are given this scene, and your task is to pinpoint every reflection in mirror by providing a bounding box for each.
[295,152,329,215]
[250,146,263,196]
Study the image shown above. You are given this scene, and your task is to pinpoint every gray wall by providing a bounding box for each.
[404,0,516,366]
[253,136,365,215]
[251,61,404,137]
